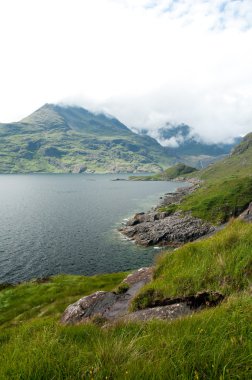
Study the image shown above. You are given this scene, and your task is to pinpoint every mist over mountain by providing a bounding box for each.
[137,123,242,168]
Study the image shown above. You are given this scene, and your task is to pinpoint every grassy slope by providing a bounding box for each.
[160,134,252,224]
[132,219,252,309]
[0,294,251,380]
[0,221,251,379]
[0,273,127,328]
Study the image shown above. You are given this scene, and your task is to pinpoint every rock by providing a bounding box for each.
[126,211,169,226]
[71,164,87,174]
[61,269,224,325]
[120,212,215,247]
[61,268,153,325]
[61,291,117,325]
[239,202,252,222]
[123,267,153,285]
[123,303,192,322]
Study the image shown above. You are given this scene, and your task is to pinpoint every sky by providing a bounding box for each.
[0,0,252,143]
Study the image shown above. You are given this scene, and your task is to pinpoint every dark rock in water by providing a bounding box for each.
[120,211,214,247]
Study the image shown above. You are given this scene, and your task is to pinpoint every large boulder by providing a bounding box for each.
[61,268,153,325]
[61,291,117,325]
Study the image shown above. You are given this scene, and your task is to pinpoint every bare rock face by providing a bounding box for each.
[239,202,252,222]
[61,268,224,325]
[123,303,192,322]
[61,268,153,325]
[120,212,215,247]
[119,183,214,247]
[61,291,117,325]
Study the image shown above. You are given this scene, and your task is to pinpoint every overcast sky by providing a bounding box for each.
[0,0,252,142]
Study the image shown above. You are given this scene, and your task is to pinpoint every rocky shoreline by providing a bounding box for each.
[119,179,215,247]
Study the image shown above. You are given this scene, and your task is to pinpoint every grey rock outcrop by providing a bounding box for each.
[61,267,153,325]
[120,182,214,247]
[239,202,252,222]
[120,211,214,247]
[61,291,117,325]
[61,268,224,325]
[123,303,192,322]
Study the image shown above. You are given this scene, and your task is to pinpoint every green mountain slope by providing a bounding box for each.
[161,133,252,224]
[0,104,174,173]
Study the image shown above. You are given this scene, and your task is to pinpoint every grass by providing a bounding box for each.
[0,272,127,327]
[174,176,252,224]
[158,135,252,224]
[132,219,252,310]
[0,293,251,379]
[0,220,251,379]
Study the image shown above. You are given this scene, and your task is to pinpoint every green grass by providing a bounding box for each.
[0,221,251,379]
[0,293,251,379]
[176,176,252,224]
[0,273,127,327]
[132,220,252,310]
[160,138,252,224]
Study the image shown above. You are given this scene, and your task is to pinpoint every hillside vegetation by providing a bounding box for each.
[160,133,252,224]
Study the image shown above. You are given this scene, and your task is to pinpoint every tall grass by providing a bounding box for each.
[0,272,127,327]
[132,219,252,310]
[0,293,251,379]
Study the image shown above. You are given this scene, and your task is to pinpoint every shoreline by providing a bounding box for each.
[119,178,215,247]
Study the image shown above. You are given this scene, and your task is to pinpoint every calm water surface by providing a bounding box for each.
[0,174,187,283]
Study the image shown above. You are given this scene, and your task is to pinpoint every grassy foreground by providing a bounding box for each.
[0,220,251,379]
[0,293,251,380]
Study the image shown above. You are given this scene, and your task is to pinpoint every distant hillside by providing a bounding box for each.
[0,104,174,173]
[129,163,198,181]
[160,132,252,224]
[140,123,241,168]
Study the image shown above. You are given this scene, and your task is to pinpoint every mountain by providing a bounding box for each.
[0,104,174,173]
[140,123,242,168]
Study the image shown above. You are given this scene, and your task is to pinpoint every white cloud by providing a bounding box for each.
[0,0,252,143]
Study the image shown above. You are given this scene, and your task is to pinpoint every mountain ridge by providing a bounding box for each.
[0,104,174,173]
